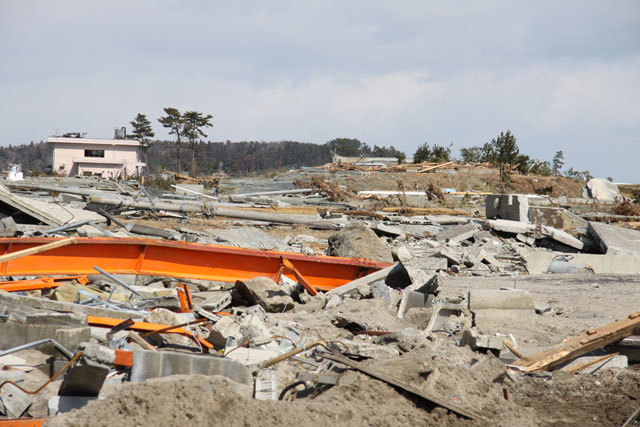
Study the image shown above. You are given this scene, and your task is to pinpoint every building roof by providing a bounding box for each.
[48,137,140,147]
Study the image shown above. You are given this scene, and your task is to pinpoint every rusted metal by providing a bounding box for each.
[176,283,193,313]
[86,316,213,350]
[0,237,389,291]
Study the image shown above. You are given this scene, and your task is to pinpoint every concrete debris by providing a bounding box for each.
[0,176,637,425]
[485,194,530,223]
[588,221,640,256]
[582,178,622,203]
[236,277,294,313]
[327,223,394,262]
[435,222,478,243]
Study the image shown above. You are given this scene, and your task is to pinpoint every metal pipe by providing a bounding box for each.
[171,185,219,200]
[0,338,74,359]
[43,220,91,235]
[233,188,313,197]
[93,265,142,302]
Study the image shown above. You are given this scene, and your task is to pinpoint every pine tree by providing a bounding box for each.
[158,108,185,173]
[130,113,155,177]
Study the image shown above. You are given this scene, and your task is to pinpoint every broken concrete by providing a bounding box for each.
[327,223,393,262]
[485,194,530,222]
[435,222,478,243]
[588,221,640,255]
[236,277,294,313]
[130,350,252,385]
[582,178,622,203]
[469,289,535,328]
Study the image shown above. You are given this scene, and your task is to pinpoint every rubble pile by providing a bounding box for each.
[0,174,639,426]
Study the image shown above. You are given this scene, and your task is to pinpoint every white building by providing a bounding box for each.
[49,136,146,178]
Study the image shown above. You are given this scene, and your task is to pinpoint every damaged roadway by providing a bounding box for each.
[0,172,639,426]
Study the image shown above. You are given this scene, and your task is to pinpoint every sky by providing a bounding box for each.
[1,1,639,181]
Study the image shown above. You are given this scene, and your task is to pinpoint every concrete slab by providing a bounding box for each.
[485,194,530,222]
[487,219,536,234]
[529,207,588,234]
[541,225,584,250]
[0,383,31,417]
[0,291,147,320]
[397,291,433,319]
[435,222,477,243]
[469,289,535,328]
[0,324,91,353]
[588,221,640,255]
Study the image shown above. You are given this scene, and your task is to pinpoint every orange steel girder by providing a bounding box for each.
[0,237,390,292]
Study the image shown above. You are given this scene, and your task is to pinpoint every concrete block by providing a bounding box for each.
[469,290,534,311]
[130,350,252,385]
[198,291,232,312]
[486,194,530,222]
[48,396,98,416]
[436,222,478,243]
[469,290,535,327]
[0,324,91,353]
[589,221,640,256]
[487,219,536,234]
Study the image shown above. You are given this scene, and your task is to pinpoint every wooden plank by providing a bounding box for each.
[513,312,640,372]
[418,161,456,173]
[319,352,485,421]
[564,352,619,374]
[0,237,76,264]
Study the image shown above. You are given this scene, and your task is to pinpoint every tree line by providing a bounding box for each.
[1,107,590,181]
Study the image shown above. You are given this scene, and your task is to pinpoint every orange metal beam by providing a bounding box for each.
[0,275,88,292]
[0,237,390,291]
[86,316,213,350]
[0,419,47,426]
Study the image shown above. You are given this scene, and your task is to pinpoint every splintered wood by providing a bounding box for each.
[513,311,640,372]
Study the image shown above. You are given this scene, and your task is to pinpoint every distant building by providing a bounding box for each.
[49,135,146,178]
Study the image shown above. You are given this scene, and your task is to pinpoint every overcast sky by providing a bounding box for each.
[1,1,639,181]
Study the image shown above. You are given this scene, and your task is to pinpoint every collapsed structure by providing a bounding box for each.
[0,167,638,426]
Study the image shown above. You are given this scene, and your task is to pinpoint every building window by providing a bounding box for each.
[85,149,105,158]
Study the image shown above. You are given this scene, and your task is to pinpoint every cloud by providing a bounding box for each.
[1,0,639,180]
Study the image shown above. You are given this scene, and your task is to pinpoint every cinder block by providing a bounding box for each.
[130,350,252,385]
